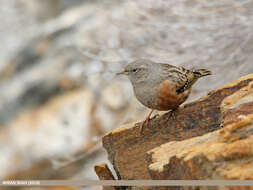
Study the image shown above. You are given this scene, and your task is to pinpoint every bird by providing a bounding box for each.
[117,59,212,134]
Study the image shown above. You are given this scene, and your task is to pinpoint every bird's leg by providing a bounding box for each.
[139,109,154,134]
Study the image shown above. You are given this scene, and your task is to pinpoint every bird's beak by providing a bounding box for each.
[116,71,129,76]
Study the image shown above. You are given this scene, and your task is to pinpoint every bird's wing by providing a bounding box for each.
[160,63,191,93]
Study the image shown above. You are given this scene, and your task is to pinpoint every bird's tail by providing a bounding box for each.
[193,69,212,78]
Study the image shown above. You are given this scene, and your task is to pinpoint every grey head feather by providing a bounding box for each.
[124,59,153,84]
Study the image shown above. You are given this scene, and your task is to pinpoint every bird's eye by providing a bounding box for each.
[132,69,138,73]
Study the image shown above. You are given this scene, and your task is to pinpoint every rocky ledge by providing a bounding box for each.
[95,74,253,190]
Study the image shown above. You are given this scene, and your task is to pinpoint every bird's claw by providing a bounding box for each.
[151,114,160,120]
[168,109,178,120]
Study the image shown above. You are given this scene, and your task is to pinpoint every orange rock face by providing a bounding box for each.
[99,74,253,190]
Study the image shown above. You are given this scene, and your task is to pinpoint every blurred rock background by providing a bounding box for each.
[0,0,253,189]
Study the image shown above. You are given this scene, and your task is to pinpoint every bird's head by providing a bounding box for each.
[117,59,153,85]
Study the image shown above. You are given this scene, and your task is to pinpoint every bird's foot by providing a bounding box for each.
[168,108,178,120]
[151,113,160,120]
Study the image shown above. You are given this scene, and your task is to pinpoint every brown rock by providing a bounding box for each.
[101,74,253,185]
[94,163,120,190]
[148,117,253,179]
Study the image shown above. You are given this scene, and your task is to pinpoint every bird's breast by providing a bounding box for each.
[132,80,190,111]
[132,83,158,109]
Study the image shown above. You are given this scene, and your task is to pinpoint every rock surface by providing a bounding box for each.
[94,163,120,190]
[100,74,253,189]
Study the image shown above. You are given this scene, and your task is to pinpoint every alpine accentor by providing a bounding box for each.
[117,59,212,133]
